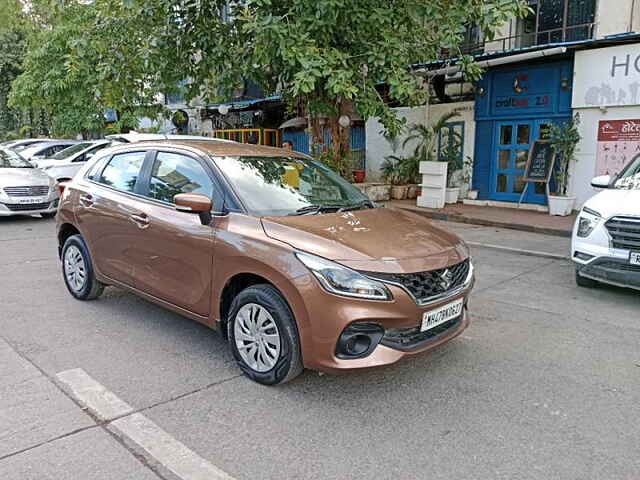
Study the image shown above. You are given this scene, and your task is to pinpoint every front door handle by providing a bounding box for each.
[79,194,94,207]
[130,213,150,229]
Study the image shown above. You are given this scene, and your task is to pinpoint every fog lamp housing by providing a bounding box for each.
[336,322,385,359]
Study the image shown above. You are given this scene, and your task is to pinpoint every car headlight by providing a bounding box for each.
[295,252,392,301]
[577,207,602,238]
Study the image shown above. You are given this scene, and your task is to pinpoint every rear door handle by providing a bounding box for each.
[130,213,150,229]
[79,194,94,207]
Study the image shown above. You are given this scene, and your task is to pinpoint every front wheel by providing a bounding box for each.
[61,234,105,300]
[228,285,303,385]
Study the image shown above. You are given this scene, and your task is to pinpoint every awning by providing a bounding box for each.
[279,117,308,129]
[207,94,282,110]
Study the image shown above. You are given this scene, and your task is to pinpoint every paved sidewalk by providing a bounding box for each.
[389,200,576,237]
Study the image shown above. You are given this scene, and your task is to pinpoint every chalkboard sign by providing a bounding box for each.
[524,140,555,183]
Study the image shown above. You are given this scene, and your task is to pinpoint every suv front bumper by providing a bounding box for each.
[577,257,640,291]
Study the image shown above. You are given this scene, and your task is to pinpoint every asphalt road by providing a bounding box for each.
[1,215,639,480]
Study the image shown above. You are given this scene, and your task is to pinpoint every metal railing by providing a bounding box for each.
[439,22,596,60]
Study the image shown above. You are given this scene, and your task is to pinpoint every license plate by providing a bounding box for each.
[630,252,640,266]
[421,299,464,332]
[17,197,45,204]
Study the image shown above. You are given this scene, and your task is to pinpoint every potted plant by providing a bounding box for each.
[438,127,464,204]
[402,111,462,207]
[549,114,581,216]
[381,155,409,199]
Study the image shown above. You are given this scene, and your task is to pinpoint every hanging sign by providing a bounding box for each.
[596,119,640,176]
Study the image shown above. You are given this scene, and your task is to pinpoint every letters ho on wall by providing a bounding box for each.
[573,44,640,108]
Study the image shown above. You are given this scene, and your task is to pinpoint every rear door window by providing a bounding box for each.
[147,152,213,204]
[97,151,146,193]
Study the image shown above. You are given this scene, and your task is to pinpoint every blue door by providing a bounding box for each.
[490,120,552,204]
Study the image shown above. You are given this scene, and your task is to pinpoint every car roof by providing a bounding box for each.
[111,139,311,159]
[19,140,79,154]
[105,132,235,143]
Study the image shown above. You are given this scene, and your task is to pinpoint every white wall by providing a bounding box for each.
[365,102,475,182]
[596,0,638,38]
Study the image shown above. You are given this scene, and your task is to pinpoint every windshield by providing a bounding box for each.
[0,148,34,168]
[52,142,92,160]
[215,156,370,216]
[614,155,640,190]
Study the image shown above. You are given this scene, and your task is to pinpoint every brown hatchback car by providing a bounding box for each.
[57,140,474,385]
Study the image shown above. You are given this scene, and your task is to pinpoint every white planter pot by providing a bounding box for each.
[548,195,576,216]
[418,161,448,209]
[467,189,478,200]
[445,187,460,204]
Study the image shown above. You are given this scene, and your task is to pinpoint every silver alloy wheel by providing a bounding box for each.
[64,245,87,293]
[234,303,282,373]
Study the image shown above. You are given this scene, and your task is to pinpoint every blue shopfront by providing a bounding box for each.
[473,59,573,204]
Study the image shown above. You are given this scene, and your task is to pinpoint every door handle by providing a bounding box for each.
[130,213,150,229]
[79,194,94,207]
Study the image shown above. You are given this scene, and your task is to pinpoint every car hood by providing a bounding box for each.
[584,189,640,218]
[261,207,467,274]
[0,168,53,187]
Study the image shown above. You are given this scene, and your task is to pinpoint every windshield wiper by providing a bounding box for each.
[337,200,376,213]
[289,204,342,216]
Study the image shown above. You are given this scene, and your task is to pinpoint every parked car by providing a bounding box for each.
[2,138,58,151]
[573,154,640,291]
[18,140,80,163]
[33,140,113,182]
[56,140,474,384]
[0,147,59,218]
[105,132,234,143]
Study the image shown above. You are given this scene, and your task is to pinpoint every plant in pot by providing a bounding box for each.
[403,110,461,204]
[549,114,581,216]
[381,155,409,200]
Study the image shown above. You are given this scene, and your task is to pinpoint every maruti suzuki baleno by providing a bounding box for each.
[57,140,474,385]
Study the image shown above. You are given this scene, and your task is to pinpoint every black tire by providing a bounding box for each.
[227,284,303,385]
[61,234,105,300]
[576,268,598,288]
[41,212,56,219]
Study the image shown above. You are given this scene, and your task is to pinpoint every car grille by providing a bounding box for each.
[3,185,50,197]
[381,315,462,351]
[5,202,50,211]
[605,217,640,250]
[362,259,471,304]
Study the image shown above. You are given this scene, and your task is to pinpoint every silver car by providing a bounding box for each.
[18,140,80,163]
[0,148,59,218]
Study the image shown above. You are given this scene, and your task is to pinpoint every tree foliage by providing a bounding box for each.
[7,0,529,143]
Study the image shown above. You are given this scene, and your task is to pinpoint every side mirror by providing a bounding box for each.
[591,175,611,189]
[174,193,213,225]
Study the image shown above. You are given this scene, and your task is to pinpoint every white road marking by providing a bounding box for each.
[56,368,236,480]
[111,413,235,480]
[57,368,134,421]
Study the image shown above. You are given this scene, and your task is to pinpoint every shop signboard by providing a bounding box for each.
[574,44,640,108]
[596,119,640,176]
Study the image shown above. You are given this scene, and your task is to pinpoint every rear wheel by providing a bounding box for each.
[62,234,105,300]
[575,268,598,288]
[227,284,303,385]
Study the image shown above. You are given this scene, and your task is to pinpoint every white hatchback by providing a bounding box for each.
[572,155,640,291]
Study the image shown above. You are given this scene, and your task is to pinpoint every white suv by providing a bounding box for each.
[572,155,640,291]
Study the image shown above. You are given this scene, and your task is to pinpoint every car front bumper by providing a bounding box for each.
[0,197,59,216]
[576,257,640,291]
[294,270,474,373]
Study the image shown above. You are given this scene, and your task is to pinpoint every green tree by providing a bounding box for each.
[123,0,529,163]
